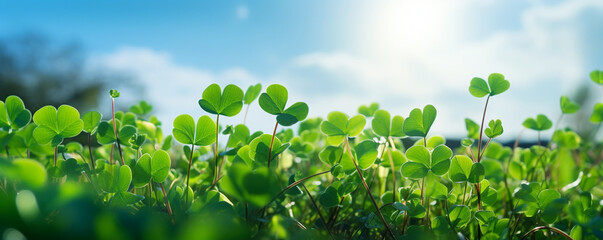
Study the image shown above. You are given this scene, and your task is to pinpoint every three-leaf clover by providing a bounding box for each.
[320,111,366,145]
[468,73,510,98]
[33,105,83,147]
[402,104,436,138]
[172,115,216,146]
[358,103,379,117]
[0,96,31,132]
[198,84,244,117]
[560,96,580,114]
[484,119,503,138]
[400,145,452,179]
[371,109,405,138]
[449,155,484,183]
[259,84,309,126]
[133,150,172,187]
[522,114,552,131]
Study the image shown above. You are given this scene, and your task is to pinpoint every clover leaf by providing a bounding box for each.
[468,73,510,98]
[590,103,603,123]
[590,70,603,85]
[449,155,484,183]
[0,96,31,131]
[244,83,262,105]
[358,102,379,117]
[32,105,83,147]
[402,104,436,138]
[259,84,309,126]
[320,111,366,145]
[371,109,405,138]
[522,114,552,131]
[198,84,244,117]
[560,96,580,114]
[484,119,503,138]
[172,114,216,146]
[400,145,452,179]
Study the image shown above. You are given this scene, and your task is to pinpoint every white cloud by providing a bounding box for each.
[86,0,603,142]
[283,0,603,140]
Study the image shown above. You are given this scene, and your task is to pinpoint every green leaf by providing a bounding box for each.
[523,114,552,131]
[355,140,378,169]
[109,89,120,98]
[319,146,343,166]
[487,73,510,96]
[431,145,452,175]
[538,189,561,208]
[372,110,391,137]
[133,153,152,187]
[400,162,428,179]
[172,114,216,146]
[468,162,484,184]
[117,165,132,192]
[219,161,280,207]
[0,158,47,188]
[198,84,244,117]
[590,70,603,84]
[319,186,340,208]
[358,102,379,117]
[475,210,495,225]
[469,77,490,98]
[372,110,405,138]
[465,118,479,139]
[560,96,580,114]
[249,134,284,164]
[320,112,366,145]
[449,155,472,182]
[277,102,309,126]
[243,83,262,105]
[590,103,603,123]
[259,84,288,114]
[570,225,582,240]
[129,101,153,116]
[150,150,171,182]
[0,96,31,130]
[484,119,503,138]
[82,111,102,133]
[406,200,426,218]
[448,205,471,230]
[402,104,436,137]
[432,216,452,236]
[33,105,83,146]
[405,145,430,167]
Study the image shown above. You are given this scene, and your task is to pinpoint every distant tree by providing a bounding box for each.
[0,32,138,112]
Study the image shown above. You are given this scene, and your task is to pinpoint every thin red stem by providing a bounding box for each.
[267,121,278,168]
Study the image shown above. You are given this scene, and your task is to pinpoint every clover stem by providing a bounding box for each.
[300,183,334,240]
[54,146,58,167]
[520,226,573,240]
[267,120,278,168]
[185,143,195,208]
[5,146,9,158]
[88,134,95,170]
[479,138,492,160]
[344,137,395,240]
[477,95,490,163]
[243,104,250,125]
[259,170,330,211]
[213,114,220,187]
[111,98,125,165]
[148,180,152,208]
[462,182,468,205]
[387,137,397,203]
[159,182,173,216]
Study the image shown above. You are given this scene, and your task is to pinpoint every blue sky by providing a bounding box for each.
[2,0,603,141]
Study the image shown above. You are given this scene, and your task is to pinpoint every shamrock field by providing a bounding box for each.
[1,72,603,240]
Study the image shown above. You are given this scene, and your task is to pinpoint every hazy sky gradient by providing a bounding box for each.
[2,0,602,141]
